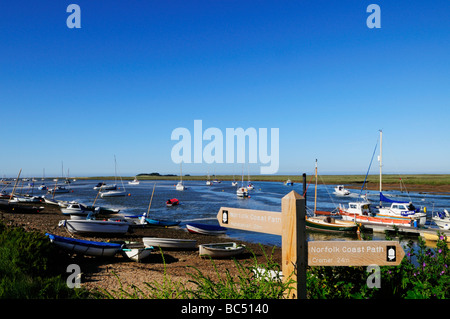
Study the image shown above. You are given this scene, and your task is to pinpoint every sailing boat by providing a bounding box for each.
[176,163,186,191]
[206,171,212,186]
[143,183,180,227]
[306,159,359,233]
[236,165,248,198]
[101,155,128,197]
[247,165,254,190]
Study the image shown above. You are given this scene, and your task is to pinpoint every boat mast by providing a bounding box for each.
[314,159,318,214]
[378,130,383,206]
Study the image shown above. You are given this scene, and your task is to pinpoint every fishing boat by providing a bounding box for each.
[121,243,153,262]
[58,216,130,235]
[46,233,122,257]
[306,216,359,233]
[334,185,350,196]
[186,223,227,235]
[199,242,246,258]
[143,237,197,250]
[432,210,450,230]
[166,198,179,207]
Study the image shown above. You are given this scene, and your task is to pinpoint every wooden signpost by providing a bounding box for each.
[217,189,406,299]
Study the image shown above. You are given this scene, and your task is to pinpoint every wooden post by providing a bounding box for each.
[281,190,307,299]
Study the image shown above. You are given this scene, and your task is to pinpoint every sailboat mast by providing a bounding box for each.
[378,130,383,206]
[314,159,318,213]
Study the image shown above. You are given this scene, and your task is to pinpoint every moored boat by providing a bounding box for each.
[121,243,153,262]
[199,242,246,258]
[306,216,359,233]
[143,237,197,250]
[186,223,227,235]
[145,218,181,227]
[46,233,122,257]
[432,210,450,230]
[334,185,350,196]
[236,187,248,198]
[58,217,130,235]
[166,198,179,207]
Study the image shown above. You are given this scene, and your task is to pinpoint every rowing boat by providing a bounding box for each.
[46,233,122,257]
[143,237,197,250]
[186,223,227,235]
[199,242,246,258]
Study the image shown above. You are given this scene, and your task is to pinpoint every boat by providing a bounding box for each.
[38,184,47,190]
[0,199,44,214]
[145,218,181,227]
[9,194,42,203]
[334,185,350,196]
[58,215,130,234]
[186,223,227,235]
[47,185,70,194]
[236,187,248,198]
[176,164,186,191]
[432,209,450,230]
[421,231,450,243]
[128,177,140,185]
[284,179,294,186]
[166,198,179,207]
[143,237,197,250]
[306,216,359,233]
[93,182,117,190]
[60,201,94,216]
[100,189,127,197]
[199,242,246,258]
[121,243,153,262]
[46,233,122,257]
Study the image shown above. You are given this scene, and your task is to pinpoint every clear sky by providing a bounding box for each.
[1,0,449,178]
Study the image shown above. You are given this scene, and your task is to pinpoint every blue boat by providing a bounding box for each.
[186,223,227,235]
[145,218,181,227]
[46,233,122,257]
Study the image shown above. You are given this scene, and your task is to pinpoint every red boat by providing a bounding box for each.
[166,198,179,207]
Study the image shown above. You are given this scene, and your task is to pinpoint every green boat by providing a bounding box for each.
[306,216,359,233]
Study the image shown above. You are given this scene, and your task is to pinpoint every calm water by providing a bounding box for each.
[10,179,450,247]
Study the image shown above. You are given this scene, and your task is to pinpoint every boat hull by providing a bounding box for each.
[186,223,227,235]
[199,242,246,258]
[306,217,358,233]
[60,219,130,234]
[145,218,180,227]
[143,237,197,250]
[46,233,122,257]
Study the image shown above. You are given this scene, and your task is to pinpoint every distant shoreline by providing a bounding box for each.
[63,174,450,194]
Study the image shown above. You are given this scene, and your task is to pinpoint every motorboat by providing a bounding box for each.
[60,201,94,216]
[166,198,179,207]
[128,177,140,185]
[93,183,117,190]
[432,209,450,230]
[236,187,248,198]
[334,185,350,196]
[48,186,70,194]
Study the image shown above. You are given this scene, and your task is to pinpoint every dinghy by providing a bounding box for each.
[143,237,197,250]
[186,223,227,235]
[46,233,122,257]
[59,216,130,235]
[121,243,153,262]
[166,198,179,207]
[145,218,181,227]
[306,216,359,233]
[199,242,246,258]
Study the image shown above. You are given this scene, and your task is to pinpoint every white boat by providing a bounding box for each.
[236,187,248,198]
[176,164,186,191]
[285,179,294,186]
[48,186,70,194]
[93,183,117,190]
[59,218,130,234]
[128,177,140,185]
[199,242,246,258]
[432,209,450,230]
[38,184,47,190]
[100,189,127,197]
[10,194,42,203]
[231,181,238,186]
[334,185,350,196]
[121,243,153,262]
[186,223,227,235]
[46,233,122,257]
[143,237,197,250]
[60,201,94,216]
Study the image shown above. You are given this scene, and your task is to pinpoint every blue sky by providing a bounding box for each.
[1,0,449,177]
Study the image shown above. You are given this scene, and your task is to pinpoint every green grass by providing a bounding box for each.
[76,174,450,186]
